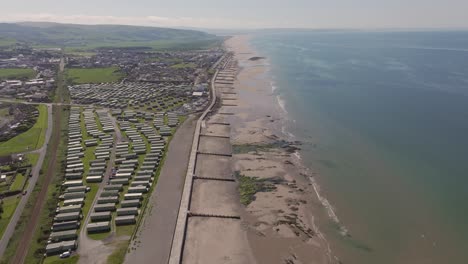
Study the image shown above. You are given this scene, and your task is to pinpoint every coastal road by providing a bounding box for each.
[0,103,53,256]
[124,115,197,264]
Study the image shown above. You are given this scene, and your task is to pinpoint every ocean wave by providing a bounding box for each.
[310,173,349,237]
[276,95,288,114]
[292,151,349,237]
[281,125,296,139]
[271,81,277,92]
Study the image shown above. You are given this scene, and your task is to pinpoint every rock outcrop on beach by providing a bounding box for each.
[248,56,266,61]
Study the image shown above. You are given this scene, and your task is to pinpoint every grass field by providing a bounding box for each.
[0,68,36,80]
[0,197,20,239]
[0,38,17,47]
[0,104,48,156]
[64,50,96,57]
[66,67,125,84]
[61,38,221,52]
[10,173,25,191]
[171,62,197,69]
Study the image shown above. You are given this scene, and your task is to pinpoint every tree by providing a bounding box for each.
[0,200,4,218]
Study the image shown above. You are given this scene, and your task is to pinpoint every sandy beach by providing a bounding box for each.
[225,35,338,264]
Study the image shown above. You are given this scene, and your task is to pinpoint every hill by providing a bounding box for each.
[0,22,220,50]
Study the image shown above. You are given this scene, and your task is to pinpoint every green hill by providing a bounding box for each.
[0,22,220,50]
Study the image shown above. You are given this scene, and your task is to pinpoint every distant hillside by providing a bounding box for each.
[0,22,220,50]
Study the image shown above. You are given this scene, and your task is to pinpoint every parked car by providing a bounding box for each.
[59,250,71,258]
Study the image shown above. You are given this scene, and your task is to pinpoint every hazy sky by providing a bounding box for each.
[1,0,468,29]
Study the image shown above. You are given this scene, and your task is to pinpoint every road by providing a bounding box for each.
[124,115,197,264]
[0,103,53,256]
[77,111,123,264]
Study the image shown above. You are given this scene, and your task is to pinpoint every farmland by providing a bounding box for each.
[65,67,125,84]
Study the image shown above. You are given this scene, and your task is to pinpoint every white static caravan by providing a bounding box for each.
[63,198,85,207]
[62,180,83,188]
[116,207,139,216]
[51,221,80,232]
[90,211,112,222]
[94,203,116,212]
[120,199,141,208]
[124,193,143,201]
[87,221,111,233]
[86,175,103,183]
[115,215,136,225]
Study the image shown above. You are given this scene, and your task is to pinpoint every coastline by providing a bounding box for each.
[225,35,338,263]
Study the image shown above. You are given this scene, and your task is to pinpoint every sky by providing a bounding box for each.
[1,0,468,29]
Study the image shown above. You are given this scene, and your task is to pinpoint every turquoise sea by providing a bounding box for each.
[251,31,468,263]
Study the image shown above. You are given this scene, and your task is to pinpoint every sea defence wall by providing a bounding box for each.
[169,56,231,264]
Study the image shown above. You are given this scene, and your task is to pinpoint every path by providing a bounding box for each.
[123,115,197,264]
[0,104,53,256]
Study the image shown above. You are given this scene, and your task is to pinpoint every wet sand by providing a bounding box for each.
[225,35,338,264]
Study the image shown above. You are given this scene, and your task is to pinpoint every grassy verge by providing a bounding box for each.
[88,232,111,241]
[26,153,40,166]
[43,255,79,264]
[0,197,21,238]
[106,241,129,264]
[0,104,48,156]
[65,67,125,84]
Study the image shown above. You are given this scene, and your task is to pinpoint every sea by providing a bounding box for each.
[250,30,468,264]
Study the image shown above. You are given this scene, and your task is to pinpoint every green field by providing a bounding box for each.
[0,197,20,238]
[171,62,197,69]
[0,104,48,156]
[66,67,125,84]
[0,38,17,47]
[0,68,36,80]
[10,173,25,191]
[64,49,96,57]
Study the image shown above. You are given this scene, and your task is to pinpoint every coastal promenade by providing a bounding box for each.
[168,65,222,264]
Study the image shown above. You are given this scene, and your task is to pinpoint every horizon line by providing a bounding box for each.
[1,21,468,32]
